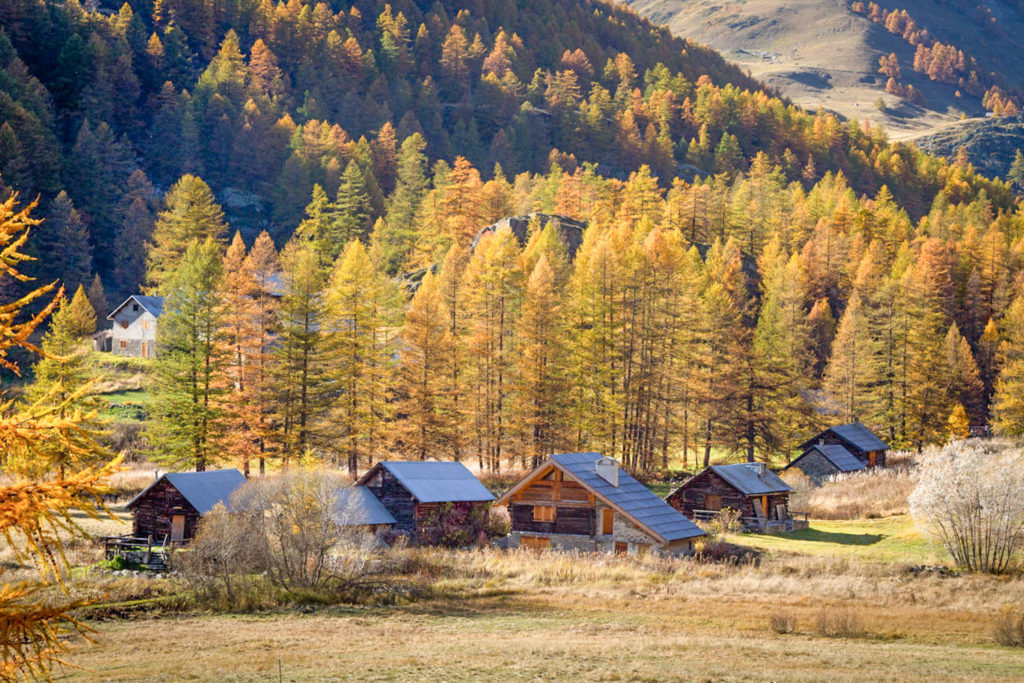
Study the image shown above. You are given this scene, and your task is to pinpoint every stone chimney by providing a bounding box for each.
[595,456,619,487]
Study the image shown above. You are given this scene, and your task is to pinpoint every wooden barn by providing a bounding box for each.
[127,469,246,543]
[493,453,705,555]
[666,463,804,533]
[783,443,866,484]
[797,421,889,468]
[354,461,494,545]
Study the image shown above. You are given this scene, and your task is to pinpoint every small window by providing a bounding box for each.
[119,341,127,349]
[132,303,139,312]
[121,321,129,329]
[533,505,555,522]
[141,321,150,331]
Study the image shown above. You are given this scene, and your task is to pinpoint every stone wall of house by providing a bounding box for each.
[789,450,841,485]
[111,303,158,358]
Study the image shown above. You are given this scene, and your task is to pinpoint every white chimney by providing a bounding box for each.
[744,462,767,481]
[595,456,619,487]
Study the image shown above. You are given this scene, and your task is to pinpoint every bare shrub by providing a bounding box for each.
[769,612,797,634]
[178,469,384,609]
[910,440,1024,574]
[993,606,1024,647]
[814,608,865,638]
[173,503,271,610]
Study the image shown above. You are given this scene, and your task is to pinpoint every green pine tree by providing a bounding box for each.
[146,174,227,291]
[148,238,226,471]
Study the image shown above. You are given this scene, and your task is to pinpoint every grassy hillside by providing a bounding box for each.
[622,0,1024,141]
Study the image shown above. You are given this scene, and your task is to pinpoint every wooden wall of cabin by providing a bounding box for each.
[129,479,202,541]
[362,469,417,534]
[667,471,751,517]
[507,466,598,536]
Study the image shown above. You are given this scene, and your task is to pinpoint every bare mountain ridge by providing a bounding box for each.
[622,0,1024,142]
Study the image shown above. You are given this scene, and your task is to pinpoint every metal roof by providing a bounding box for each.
[549,452,705,543]
[128,469,246,514]
[375,461,495,503]
[708,463,792,496]
[809,444,866,473]
[799,422,888,453]
[108,294,165,320]
[335,487,397,526]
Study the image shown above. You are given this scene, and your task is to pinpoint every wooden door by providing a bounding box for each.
[170,515,185,542]
[141,342,149,358]
[521,535,550,550]
[614,542,628,555]
[602,509,614,535]
[705,494,722,511]
[752,499,765,520]
[868,452,877,467]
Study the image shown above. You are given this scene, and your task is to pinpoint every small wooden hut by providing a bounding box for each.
[666,463,803,533]
[797,421,889,468]
[354,462,494,545]
[493,453,705,555]
[126,469,246,542]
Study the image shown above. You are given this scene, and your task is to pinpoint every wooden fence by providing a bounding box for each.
[100,535,178,571]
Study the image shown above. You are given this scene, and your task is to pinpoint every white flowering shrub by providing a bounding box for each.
[909,439,1024,574]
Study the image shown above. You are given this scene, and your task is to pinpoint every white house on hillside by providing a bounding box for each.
[106,295,163,358]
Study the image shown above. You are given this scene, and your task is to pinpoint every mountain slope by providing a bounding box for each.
[623,0,1024,139]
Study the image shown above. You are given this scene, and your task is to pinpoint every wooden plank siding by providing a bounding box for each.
[666,470,791,525]
[130,479,202,542]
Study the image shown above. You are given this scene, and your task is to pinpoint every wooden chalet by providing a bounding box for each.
[354,461,494,545]
[666,463,806,533]
[797,421,889,468]
[493,453,705,555]
[126,469,246,543]
[783,443,866,484]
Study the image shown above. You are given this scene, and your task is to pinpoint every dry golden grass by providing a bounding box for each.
[785,456,918,520]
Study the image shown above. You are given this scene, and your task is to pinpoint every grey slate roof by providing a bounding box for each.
[108,294,165,320]
[335,487,397,526]
[550,452,705,543]
[799,422,888,453]
[709,463,792,496]
[378,461,495,503]
[128,469,246,514]
[808,444,866,473]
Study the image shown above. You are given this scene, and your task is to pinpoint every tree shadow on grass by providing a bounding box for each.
[789,529,884,546]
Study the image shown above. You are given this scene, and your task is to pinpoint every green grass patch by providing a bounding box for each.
[725,515,947,565]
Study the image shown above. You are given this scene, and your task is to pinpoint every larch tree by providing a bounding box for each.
[67,284,97,338]
[514,254,568,467]
[242,231,281,474]
[271,239,332,461]
[395,270,457,460]
[435,243,470,460]
[992,296,1024,435]
[217,232,259,475]
[325,239,397,475]
[330,161,371,255]
[146,174,227,291]
[0,193,115,680]
[823,292,872,424]
[462,225,524,470]
[380,133,429,274]
[148,238,226,471]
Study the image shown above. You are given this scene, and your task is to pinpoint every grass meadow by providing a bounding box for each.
[33,453,1024,681]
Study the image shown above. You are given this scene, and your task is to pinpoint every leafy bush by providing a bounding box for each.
[769,612,797,634]
[994,607,1024,647]
[814,608,866,638]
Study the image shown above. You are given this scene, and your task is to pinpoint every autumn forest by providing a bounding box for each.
[2,0,1024,477]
